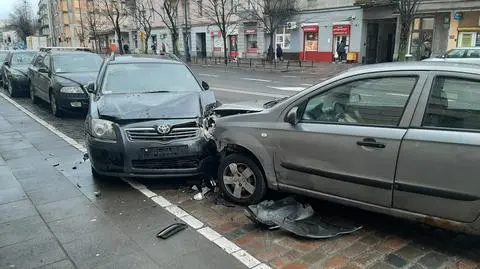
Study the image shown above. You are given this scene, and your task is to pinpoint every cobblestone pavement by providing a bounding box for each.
[3,72,480,269]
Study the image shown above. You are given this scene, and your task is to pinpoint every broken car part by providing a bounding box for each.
[156,223,188,239]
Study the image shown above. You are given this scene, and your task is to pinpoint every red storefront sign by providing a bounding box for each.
[210,31,222,37]
[244,29,257,34]
[303,25,319,33]
[333,25,351,35]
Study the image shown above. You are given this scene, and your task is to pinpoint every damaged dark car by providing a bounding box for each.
[85,54,218,179]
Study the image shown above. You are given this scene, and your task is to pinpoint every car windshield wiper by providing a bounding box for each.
[263,97,287,108]
[143,90,171,93]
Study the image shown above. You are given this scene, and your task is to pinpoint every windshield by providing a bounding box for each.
[11,52,36,66]
[53,54,102,73]
[0,52,8,62]
[445,49,465,58]
[101,63,202,94]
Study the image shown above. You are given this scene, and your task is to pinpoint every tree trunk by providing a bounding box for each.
[116,26,124,54]
[222,34,228,66]
[172,32,179,55]
[397,24,410,61]
[144,34,150,54]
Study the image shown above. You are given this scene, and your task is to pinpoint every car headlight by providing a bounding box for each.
[91,119,117,140]
[60,86,83,94]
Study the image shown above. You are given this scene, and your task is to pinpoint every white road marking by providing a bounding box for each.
[282,75,297,78]
[301,83,313,86]
[0,92,273,269]
[212,87,288,98]
[387,93,409,97]
[198,73,219,77]
[267,86,306,92]
[242,78,272,83]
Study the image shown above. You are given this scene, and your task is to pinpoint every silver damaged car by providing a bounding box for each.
[213,62,480,235]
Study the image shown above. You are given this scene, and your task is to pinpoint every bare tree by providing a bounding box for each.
[395,0,422,61]
[8,0,35,44]
[102,0,129,54]
[203,0,239,65]
[240,0,297,57]
[82,0,108,52]
[132,0,154,54]
[151,0,181,55]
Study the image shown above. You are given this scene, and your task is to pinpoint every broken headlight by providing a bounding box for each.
[91,119,117,141]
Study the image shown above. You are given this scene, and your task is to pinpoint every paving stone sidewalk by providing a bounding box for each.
[0,96,248,269]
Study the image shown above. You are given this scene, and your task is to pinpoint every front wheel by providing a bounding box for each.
[30,83,38,104]
[218,153,267,205]
[49,91,62,117]
[7,79,16,97]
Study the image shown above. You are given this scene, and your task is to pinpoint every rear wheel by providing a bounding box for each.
[218,153,267,205]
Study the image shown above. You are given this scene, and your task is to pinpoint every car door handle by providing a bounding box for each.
[356,138,386,149]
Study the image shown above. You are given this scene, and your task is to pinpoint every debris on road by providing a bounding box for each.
[214,195,236,208]
[76,183,81,188]
[157,223,188,239]
[94,191,101,197]
[191,185,199,192]
[245,197,362,239]
[72,166,77,170]
[83,153,89,161]
[193,193,204,201]
[53,163,59,167]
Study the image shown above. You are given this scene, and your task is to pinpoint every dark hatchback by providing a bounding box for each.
[29,51,103,116]
[3,50,36,97]
[85,54,218,179]
[0,50,10,88]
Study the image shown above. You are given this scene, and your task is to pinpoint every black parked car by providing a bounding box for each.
[0,50,10,88]
[85,54,217,179]
[3,50,36,97]
[28,50,102,116]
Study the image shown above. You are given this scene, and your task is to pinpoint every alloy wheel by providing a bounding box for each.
[222,162,257,199]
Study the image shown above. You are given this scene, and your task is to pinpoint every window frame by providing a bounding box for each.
[279,71,429,129]
[420,74,480,132]
[298,75,420,128]
[410,71,480,133]
[276,26,291,50]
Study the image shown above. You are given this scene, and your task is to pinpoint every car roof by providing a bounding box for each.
[452,47,480,50]
[9,50,37,54]
[344,62,480,77]
[47,50,98,56]
[108,54,182,64]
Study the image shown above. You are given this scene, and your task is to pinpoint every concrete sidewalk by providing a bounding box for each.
[0,96,248,269]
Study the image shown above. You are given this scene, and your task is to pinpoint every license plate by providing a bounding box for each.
[140,146,188,159]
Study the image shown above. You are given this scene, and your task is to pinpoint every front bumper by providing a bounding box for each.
[56,93,89,113]
[86,126,217,178]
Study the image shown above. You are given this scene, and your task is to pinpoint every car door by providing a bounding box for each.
[29,53,45,91]
[274,72,427,207]
[36,54,51,101]
[394,72,480,223]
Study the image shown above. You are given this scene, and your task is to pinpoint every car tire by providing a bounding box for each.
[30,83,38,104]
[7,79,17,97]
[218,153,267,205]
[49,91,62,117]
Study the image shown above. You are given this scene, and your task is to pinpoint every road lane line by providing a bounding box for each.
[212,87,288,98]
[198,73,219,77]
[301,83,313,86]
[242,78,272,82]
[267,86,306,92]
[0,92,272,269]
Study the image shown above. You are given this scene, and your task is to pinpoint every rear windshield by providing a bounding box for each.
[101,63,201,94]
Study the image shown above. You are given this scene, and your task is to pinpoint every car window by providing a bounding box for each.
[301,76,418,126]
[101,63,202,94]
[43,55,50,68]
[423,77,480,130]
[33,53,45,67]
[11,52,36,66]
[0,52,8,62]
[446,49,465,58]
[53,53,102,73]
[466,49,480,58]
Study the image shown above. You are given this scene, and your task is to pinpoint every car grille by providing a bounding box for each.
[126,127,199,142]
[132,158,199,169]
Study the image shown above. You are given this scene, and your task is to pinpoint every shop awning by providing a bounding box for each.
[458,27,480,32]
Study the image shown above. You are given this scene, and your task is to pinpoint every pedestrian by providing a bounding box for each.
[336,40,346,62]
[161,42,166,53]
[123,43,130,54]
[276,44,283,62]
[151,42,157,55]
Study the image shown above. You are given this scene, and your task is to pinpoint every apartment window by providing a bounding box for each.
[276,26,291,49]
[197,0,202,16]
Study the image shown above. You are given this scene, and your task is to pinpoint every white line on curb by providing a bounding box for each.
[0,93,272,269]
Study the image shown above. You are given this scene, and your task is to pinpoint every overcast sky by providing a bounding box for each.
[0,0,15,19]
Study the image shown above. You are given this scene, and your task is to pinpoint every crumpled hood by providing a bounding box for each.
[97,92,203,120]
[214,100,266,117]
[55,72,97,86]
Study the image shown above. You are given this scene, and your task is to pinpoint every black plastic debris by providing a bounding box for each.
[76,183,81,188]
[245,197,362,239]
[94,191,101,197]
[157,223,188,239]
[83,153,89,161]
[53,163,59,167]
[72,166,77,170]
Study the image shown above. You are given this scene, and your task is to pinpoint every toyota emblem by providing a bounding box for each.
[156,124,171,134]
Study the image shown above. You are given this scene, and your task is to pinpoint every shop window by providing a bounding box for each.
[305,32,318,51]
[410,17,434,57]
[246,34,257,52]
[276,26,291,49]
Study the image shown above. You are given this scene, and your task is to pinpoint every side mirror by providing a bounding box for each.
[286,107,299,125]
[86,82,95,93]
[201,81,209,90]
[38,66,48,73]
